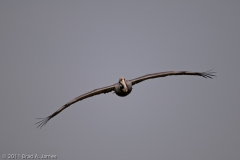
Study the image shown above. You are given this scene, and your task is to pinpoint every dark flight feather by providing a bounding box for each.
[130,69,215,85]
[36,85,115,129]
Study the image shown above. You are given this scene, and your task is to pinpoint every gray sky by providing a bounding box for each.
[1,1,240,160]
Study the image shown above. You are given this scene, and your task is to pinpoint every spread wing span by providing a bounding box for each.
[36,69,215,129]
[36,85,115,128]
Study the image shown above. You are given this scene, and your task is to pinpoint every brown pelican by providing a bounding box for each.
[36,69,215,128]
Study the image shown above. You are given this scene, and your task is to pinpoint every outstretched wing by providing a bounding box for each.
[36,84,115,128]
[130,69,215,86]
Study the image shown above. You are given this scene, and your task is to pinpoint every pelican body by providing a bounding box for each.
[36,69,215,128]
[114,77,132,97]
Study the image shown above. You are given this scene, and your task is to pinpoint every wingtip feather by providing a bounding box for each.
[201,69,216,79]
[35,116,51,129]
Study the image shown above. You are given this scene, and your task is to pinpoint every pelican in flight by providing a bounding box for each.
[36,69,215,128]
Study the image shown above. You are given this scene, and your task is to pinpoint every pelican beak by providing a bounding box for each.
[120,77,128,92]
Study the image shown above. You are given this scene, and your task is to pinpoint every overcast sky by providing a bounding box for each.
[1,1,240,160]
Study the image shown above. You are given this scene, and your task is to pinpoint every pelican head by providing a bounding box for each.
[119,77,128,92]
